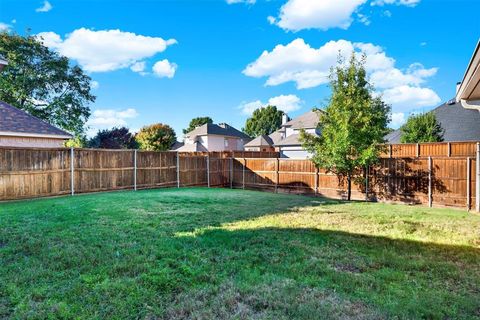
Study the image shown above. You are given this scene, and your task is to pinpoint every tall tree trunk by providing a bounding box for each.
[347,173,352,201]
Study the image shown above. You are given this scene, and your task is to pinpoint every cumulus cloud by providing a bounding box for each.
[36,28,177,73]
[90,81,99,90]
[36,1,53,12]
[86,108,138,136]
[130,61,146,73]
[244,38,440,114]
[272,0,367,31]
[391,112,406,128]
[239,94,303,115]
[152,59,177,78]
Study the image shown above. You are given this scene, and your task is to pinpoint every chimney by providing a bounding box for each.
[218,123,229,128]
[0,55,7,72]
[456,81,461,95]
[282,113,288,125]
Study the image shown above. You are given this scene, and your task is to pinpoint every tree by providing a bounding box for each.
[136,123,176,151]
[400,112,444,143]
[88,127,137,149]
[243,105,285,137]
[301,54,391,201]
[65,135,87,148]
[183,117,213,134]
[0,32,95,135]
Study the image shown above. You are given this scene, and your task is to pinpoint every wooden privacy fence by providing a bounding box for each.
[0,143,478,212]
[0,148,273,201]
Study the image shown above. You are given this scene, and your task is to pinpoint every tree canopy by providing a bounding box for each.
[88,127,137,149]
[183,117,213,134]
[301,54,391,200]
[136,123,176,151]
[0,32,95,135]
[400,112,444,143]
[243,105,285,138]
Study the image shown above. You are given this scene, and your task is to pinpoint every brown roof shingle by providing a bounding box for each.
[0,101,72,138]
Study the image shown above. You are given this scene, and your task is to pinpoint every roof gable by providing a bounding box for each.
[186,123,250,140]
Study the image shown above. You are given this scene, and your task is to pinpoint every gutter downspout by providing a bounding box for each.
[460,99,480,112]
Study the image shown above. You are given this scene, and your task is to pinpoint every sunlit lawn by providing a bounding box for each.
[1,188,479,319]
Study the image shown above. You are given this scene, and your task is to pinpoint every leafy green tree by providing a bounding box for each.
[243,105,285,137]
[136,123,176,151]
[183,117,213,134]
[400,112,444,143]
[65,135,87,148]
[301,54,390,201]
[88,127,137,149]
[0,32,95,135]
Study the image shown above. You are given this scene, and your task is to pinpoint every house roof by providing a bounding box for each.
[176,141,208,152]
[385,99,480,143]
[282,110,322,129]
[185,123,250,140]
[268,129,285,145]
[244,134,274,147]
[0,101,72,138]
[0,55,7,67]
[170,141,184,150]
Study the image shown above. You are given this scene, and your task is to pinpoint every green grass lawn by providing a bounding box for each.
[1,188,479,319]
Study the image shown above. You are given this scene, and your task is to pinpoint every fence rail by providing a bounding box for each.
[0,145,478,212]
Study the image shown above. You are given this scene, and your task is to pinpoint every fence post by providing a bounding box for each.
[416,143,420,158]
[428,156,432,208]
[476,142,480,212]
[207,155,210,188]
[176,152,180,188]
[242,158,245,189]
[275,158,279,193]
[389,144,392,158]
[315,166,319,195]
[447,142,451,157]
[230,157,233,189]
[70,147,74,196]
[467,157,471,211]
[133,149,137,191]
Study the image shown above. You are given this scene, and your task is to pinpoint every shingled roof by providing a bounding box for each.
[281,110,322,129]
[244,134,274,147]
[0,101,72,138]
[385,99,480,143]
[185,123,250,140]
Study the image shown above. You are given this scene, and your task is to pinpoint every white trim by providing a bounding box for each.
[0,131,71,139]
[460,99,480,112]
[456,40,480,102]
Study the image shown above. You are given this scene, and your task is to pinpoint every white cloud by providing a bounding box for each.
[381,86,441,112]
[226,0,256,4]
[130,61,146,73]
[239,94,303,115]
[152,59,177,78]
[86,108,138,136]
[36,28,177,73]
[371,0,420,7]
[357,13,371,26]
[90,81,99,90]
[244,38,440,114]
[273,0,367,31]
[36,1,53,12]
[391,112,406,128]
[0,22,11,31]
[383,10,392,17]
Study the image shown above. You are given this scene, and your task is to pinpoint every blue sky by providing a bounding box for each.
[0,0,479,137]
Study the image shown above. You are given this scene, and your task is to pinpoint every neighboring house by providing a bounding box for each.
[0,55,7,71]
[175,122,250,152]
[245,110,322,158]
[0,101,72,148]
[386,40,480,143]
[385,99,480,143]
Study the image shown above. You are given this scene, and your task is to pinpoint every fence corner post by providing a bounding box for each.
[467,157,471,211]
[230,157,233,189]
[70,147,75,196]
[428,156,432,208]
[242,158,246,190]
[134,149,137,191]
[176,151,180,188]
[476,142,480,212]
